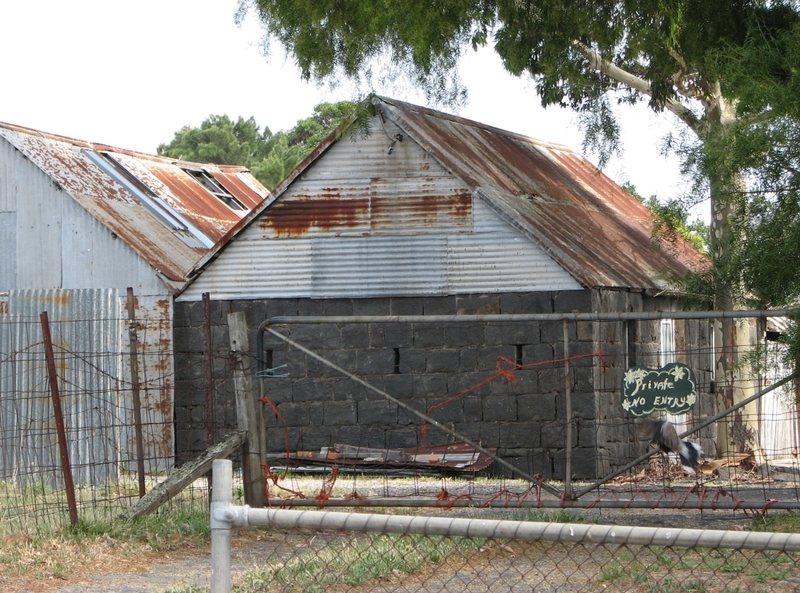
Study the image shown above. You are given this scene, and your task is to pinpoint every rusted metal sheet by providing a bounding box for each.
[273,442,497,474]
[181,96,706,300]
[117,293,175,474]
[371,177,472,233]
[111,153,237,243]
[133,159,267,241]
[257,186,372,238]
[376,97,707,290]
[209,167,269,210]
[179,116,581,300]
[0,122,266,291]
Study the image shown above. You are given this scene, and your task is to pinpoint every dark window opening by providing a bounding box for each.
[625,320,638,369]
[185,169,247,211]
[266,349,274,370]
[514,344,525,366]
[393,348,401,374]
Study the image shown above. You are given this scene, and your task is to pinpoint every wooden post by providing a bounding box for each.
[228,312,263,507]
[124,431,246,520]
[40,311,79,526]
[126,287,147,498]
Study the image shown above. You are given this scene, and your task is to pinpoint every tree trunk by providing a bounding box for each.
[707,97,759,457]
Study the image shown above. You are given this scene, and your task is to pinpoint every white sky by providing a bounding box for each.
[0,0,705,218]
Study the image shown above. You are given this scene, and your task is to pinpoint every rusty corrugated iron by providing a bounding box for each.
[274,442,496,474]
[375,96,707,290]
[181,95,707,296]
[0,122,268,290]
[209,166,269,210]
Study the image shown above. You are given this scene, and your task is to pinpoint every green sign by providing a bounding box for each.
[621,362,697,417]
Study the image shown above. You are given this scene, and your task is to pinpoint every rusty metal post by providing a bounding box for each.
[126,288,147,498]
[203,293,215,447]
[40,311,78,527]
[563,319,573,499]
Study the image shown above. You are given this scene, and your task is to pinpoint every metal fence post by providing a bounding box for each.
[203,292,215,500]
[211,458,233,593]
[563,319,572,499]
[125,287,147,498]
[40,310,79,526]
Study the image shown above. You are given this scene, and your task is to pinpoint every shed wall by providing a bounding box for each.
[0,137,166,295]
[173,290,600,478]
[179,121,581,302]
[174,290,721,481]
[591,290,716,476]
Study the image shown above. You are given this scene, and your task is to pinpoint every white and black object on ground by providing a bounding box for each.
[640,419,704,474]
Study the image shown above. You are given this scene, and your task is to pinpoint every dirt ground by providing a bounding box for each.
[3,532,271,593]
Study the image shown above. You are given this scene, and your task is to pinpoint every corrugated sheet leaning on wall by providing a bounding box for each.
[0,289,173,486]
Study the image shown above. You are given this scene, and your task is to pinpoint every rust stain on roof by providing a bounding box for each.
[210,168,268,210]
[0,121,268,290]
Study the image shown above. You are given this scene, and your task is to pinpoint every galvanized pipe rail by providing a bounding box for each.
[211,459,800,593]
[263,497,800,510]
[267,309,792,325]
[258,308,792,367]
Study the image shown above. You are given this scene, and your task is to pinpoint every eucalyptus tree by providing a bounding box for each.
[238,0,800,452]
[158,101,355,189]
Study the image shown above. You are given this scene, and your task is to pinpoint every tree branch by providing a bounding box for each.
[572,40,701,133]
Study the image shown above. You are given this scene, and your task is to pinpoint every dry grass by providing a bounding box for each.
[0,508,210,593]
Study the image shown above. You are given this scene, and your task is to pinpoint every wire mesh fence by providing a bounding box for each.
[2,303,800,544]
[246,312,800,516]
[0,311,204,536]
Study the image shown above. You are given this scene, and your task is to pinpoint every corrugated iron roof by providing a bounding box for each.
[374,96,707,290]
[184,95,706,293]
[0,122,269,290]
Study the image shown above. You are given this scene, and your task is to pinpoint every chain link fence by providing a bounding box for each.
[232,529,800,592]
[212,460,800,593]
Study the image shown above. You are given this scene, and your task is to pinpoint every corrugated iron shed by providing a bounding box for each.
[0,122,269,292]
[185,96,705,295]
